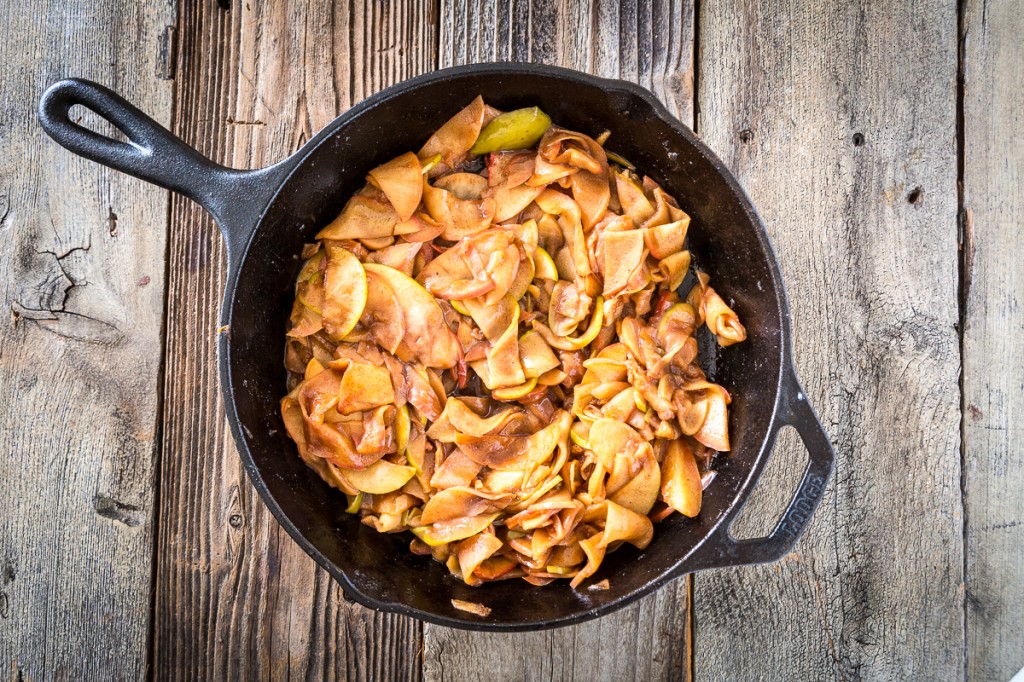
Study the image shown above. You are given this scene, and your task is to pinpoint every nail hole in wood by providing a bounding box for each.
[852,132,865,146]
[907,187,923,206]
[229,514,244,528]
[738,129,753,144]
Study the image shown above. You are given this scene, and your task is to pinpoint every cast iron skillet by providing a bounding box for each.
[38,63,834,631]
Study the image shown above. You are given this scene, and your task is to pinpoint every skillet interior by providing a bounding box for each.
[225,68,786,629]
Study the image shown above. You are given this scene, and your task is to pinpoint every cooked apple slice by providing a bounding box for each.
[394,404,411,456]
[662,438,702,517]
[484,301,526,389]
[456,533,505,583]
[361,266,405,353]
[317,190,398,240]
[363,241,422,276]
[614,170,655,227]
[492,377,538,401]
[321,245,367,341]
[420,486,511,524]
[471,106,552,154]
[422,180,495,241]
[491,184,544,222]
[362,263,461,369]
[410,513,498,547]
[336,363,395,414]
[598,500,654,549]
[570,170,610,229]
[608,444,660,515]
[656,303,698,353]
[588,419,640,470]
[518,330,559,378]
[643,217,689,260]
[435,172,488,200]
[367,152,422,221]
[342,459,416,495]
[548,280,589,337]
[652,250,692,291]
[418,96,489,172]
[600,229,646,296]
[534,247,559,280]
[418,243,496,300]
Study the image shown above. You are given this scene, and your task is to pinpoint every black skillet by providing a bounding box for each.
[38,63,834,631]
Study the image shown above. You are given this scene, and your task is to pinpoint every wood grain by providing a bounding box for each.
[0,1,174,680]
[425,3,694,681]
[693,1,963,680]
[962,1,1024,678]
[151,1,435,679]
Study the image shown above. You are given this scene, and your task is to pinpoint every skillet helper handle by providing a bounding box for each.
[689,368,835,571]
[38,78,286,252]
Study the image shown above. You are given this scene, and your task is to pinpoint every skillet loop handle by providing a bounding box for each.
[690,368,835,571]
[38,78,287,255]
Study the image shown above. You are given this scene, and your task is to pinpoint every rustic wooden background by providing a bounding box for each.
[0,0,1019,680]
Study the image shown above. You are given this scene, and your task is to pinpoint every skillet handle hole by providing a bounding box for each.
[66,104,131,145]
[727,426,805,540]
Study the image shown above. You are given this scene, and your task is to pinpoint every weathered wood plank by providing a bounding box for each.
[151,1,435,679]
[0,1,174,679]
[693,1,963,680]
[425,3,694,681]
[962,1,1024,678]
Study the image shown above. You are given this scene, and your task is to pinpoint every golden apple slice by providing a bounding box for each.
[435,172,488,200]
[518,330,560,378]
[336,363,395,414]
[362,263,461,369]
[599,500,654,549]
[492,377,538,401]
[394,404,411,456]
[662,438,702,517]
[422,179,495,241]
[367,152,422,221]
[361,266,405,353]
[588,418,640,471]
[364,241,422,276]
[317,191,398,240]
[492,184,544,222]
[457,533,505,582]
[342,459,416,495]
[608,445,660,515]
[534,247,559,280]
[410,513,498,547]
[321,245,367,341]
[614,169,655,227]
[643,216,689,259]
[420,486,511,525]
[601,229,646,296]
[418,96,488,171]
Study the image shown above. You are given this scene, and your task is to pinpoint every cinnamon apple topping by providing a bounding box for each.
[281,98,746,588]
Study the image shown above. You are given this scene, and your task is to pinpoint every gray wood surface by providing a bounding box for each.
[424,3,694,680]
[2,0,1022,679]
[150,1,433,679]
[962,1,1024,679]
[0,1,174,680]
[693,1,965,680]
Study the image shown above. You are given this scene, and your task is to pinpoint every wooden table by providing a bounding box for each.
[1,0,1020,679]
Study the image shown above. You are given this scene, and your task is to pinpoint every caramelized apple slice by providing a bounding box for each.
[362,263,461,369]
[661,438,702,517]
[342,459,416,495]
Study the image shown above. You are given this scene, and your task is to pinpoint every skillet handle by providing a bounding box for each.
[687,367,835,571]
[38,78,289,257]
